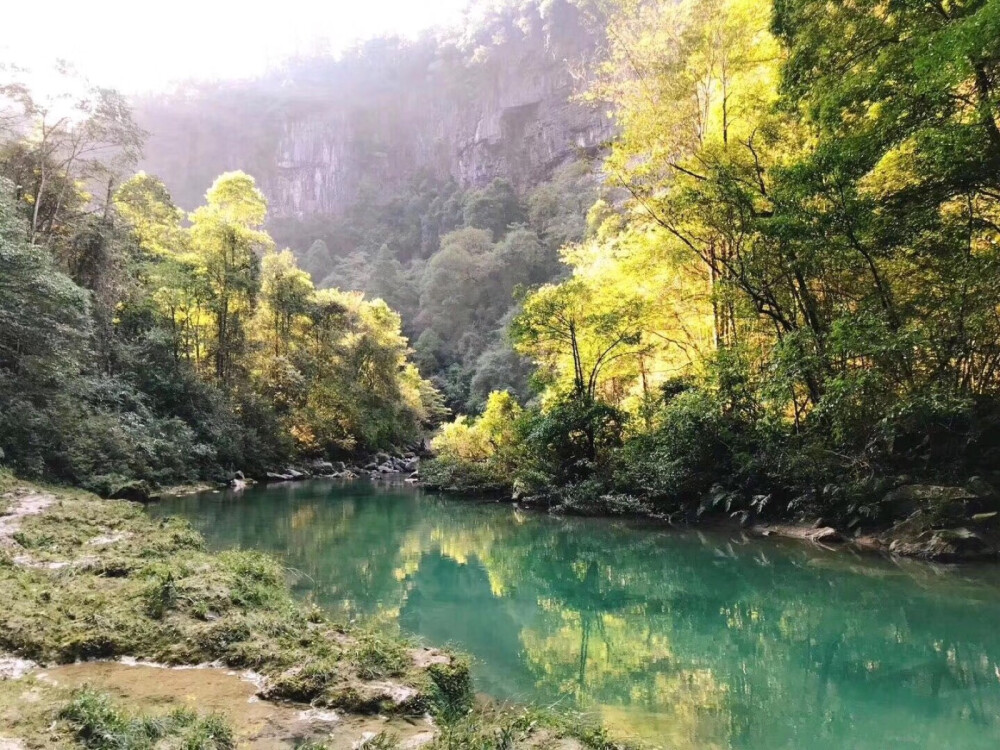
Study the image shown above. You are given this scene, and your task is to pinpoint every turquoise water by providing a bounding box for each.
[150,479,1000,748]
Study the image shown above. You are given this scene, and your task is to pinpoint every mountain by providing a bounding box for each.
[134,0,611,219]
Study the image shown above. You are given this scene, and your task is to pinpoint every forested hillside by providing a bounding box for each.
[2,0,999,534]
[134,0,613,410]
[428,0,1000,535]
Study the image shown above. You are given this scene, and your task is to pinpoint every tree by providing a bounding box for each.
[302,238,334,281]
[0,71,144,245]
[418,228,492,342]
[511,278,647,402]
[258,249,314,356]
[190,172,272,384]
[462,179,525,240]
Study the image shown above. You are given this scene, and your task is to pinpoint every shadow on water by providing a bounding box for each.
[150,479,1000,749]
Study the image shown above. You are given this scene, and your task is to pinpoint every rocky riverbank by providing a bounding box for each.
[430,474,1000,564]
[262,451,423,485]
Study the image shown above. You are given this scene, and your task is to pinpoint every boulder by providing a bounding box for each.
[889,527,993,561]
[806,526,843,544]
[310,460,335,476]
[882,484,977,521]
[109,480,152,503]
[966,476,998,498]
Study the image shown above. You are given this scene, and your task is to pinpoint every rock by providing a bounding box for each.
[889,527,993,561]
[234,470,246,481]
[972,511,999,525]
[511,479,527,502]
[266,472,292,481]
[806,527,843,543]
[966,476,997,498]
[310,461,335,476]
[109,480,152,503]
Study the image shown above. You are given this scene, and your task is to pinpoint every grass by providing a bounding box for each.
[0,487,458,715]
[0,479,641,749]
[352,633,411,680]
[59,687,235,749]
[425,703,636,750]
[295,731,400,750]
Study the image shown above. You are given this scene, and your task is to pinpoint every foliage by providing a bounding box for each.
[424,391,525,493]
[60,688,235,750]
[0,84,442,488]
[271,162,603,414]
[428,0,1000,522]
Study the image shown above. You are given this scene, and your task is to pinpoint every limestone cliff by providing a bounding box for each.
[135,0,611,217]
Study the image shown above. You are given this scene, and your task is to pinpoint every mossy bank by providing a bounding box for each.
[0,473,633,749]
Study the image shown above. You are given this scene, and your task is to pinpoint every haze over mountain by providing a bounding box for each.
[135,0,610,217]
[133,0,614,412]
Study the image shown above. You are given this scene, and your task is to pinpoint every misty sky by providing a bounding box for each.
[1,0,471,93]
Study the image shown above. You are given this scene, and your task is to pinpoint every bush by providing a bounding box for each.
[59,687,235,750]
[424,391,525,493]
[519,395,625,487]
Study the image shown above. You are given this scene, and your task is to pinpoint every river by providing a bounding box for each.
[150,478,1000,748]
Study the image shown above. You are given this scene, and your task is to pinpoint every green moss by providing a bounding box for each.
[0,489,420,697]
[0,480,637,749]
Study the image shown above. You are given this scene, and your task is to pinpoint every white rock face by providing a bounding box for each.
[136,0,613,217]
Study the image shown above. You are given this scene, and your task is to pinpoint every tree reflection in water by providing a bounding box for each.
[152,480,1000,749]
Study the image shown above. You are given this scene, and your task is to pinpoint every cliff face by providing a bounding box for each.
[135,0,611,216]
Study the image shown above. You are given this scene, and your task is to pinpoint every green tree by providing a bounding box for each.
[190,172,272,384]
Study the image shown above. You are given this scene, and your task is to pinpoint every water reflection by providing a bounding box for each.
[151,480,1000,749]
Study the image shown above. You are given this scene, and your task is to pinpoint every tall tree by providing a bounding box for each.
[190,172,272,384]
